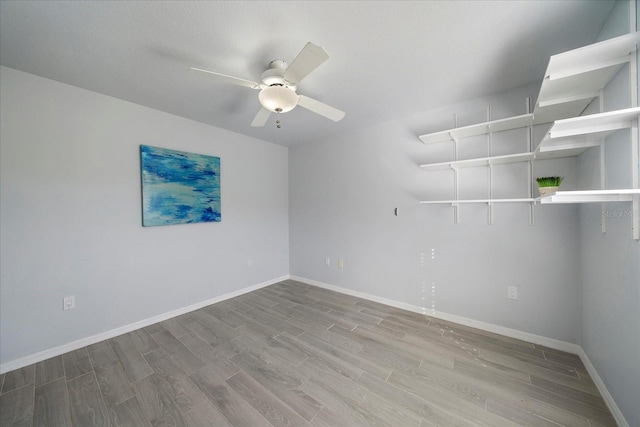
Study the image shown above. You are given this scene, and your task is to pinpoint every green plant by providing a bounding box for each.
[536,176,564,187]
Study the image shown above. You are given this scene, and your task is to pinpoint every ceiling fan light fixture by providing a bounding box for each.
[258,85,298,113]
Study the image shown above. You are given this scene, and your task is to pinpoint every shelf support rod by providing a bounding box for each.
[632,118,639,240]
[487,105,494,225]
[526,96,535,226]
[630,19,639,239]
[598,89,607,234]
[452,113,459,224]
[600,143,607,234]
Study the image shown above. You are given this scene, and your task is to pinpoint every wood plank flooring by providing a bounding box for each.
[0,280,616,426]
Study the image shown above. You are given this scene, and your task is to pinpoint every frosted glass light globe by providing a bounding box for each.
[258,85,298,113]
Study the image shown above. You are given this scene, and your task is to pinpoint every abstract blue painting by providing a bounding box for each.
[140,145,221,226]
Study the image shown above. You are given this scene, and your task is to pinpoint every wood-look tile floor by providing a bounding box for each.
[0,280,616,427]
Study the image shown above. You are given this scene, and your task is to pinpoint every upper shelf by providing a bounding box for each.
[419,149,581,171]
[417,33,640,145]
[536,106,640,155]
[419,114,533,144]
[420,152,534,170]
[533,32,640,124]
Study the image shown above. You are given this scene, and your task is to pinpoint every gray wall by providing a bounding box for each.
[289,82,582,343]
[578,2,640,425]
[0,66,290,366]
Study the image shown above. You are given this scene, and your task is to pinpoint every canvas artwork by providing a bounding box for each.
[140,145,221,226]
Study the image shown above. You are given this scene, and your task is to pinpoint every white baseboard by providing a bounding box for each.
[0,275,287,374]
[578,348,629,427]
[291,275,580,354]
[290,275,628,427]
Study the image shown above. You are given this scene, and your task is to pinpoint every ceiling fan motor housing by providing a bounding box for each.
[261,61,296,89]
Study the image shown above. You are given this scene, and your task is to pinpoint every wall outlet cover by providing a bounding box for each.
[63,296,75,310]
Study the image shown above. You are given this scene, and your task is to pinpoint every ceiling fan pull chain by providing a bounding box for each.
[275,108,282,128]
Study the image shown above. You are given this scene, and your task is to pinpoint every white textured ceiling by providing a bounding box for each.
[0,1,615,147]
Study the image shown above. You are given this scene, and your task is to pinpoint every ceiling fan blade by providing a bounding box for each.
[190,67,260,89]
[283,42,329,84]
[297,95,345,122]
[250,107,272,127]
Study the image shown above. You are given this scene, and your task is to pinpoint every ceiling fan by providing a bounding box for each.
[190,42,345,127]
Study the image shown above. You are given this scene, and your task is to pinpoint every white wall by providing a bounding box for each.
[0,66,289,367]
[290,82,582,343]
[578,2,640,425]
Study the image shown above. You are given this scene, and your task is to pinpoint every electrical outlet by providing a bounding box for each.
[338,259,344,268]
[63,296,75,310]
[325,257,330,266]
[507,286,518,300]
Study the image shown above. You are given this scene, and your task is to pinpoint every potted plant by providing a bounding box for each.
[536,176,563,196]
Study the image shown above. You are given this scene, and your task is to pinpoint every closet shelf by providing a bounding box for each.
[420,153,534,170]
[533,31,640,124]
[419,148,588,171]
[539,189,640,204]
[536,107,640,154]
[418,113,533,144]
[419,198,535,205]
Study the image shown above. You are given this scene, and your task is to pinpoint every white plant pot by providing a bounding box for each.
[538,186,559,197]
